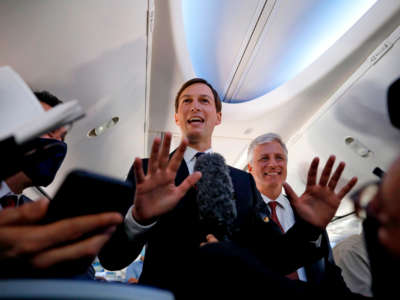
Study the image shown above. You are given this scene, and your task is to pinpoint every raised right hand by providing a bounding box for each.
[132,132,202,224]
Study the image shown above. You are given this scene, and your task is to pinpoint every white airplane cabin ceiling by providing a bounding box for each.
[181,0,378,103]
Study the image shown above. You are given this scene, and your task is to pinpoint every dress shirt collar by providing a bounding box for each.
[0,181,12,199]
[183,146,212,174]
[184,146,212,164]
[261,191,291,211]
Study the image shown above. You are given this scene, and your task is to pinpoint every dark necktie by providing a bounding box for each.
[195,152,205,159]
[0,194,18,208]
[193,152,205,190]
[268,201,299,280]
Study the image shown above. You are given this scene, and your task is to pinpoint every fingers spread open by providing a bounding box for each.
[306,157,319,188]
[148,137,161,174]
[158,132,172,170]
[328,162,345,191]
[337,177,358,199]
[0,198,49,226]
[319,155,335,186]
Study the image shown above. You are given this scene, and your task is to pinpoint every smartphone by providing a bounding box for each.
[42,169,133,224]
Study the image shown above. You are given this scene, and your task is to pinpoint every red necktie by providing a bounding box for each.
[195,152,205,159]
[268,201,284,232]
[268,201,299,280]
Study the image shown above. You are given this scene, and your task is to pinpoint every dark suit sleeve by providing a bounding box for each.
[235,173,327,276]
[98,161,149,270]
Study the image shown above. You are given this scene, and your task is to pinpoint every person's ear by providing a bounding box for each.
[215,111,222,125]
[174,113,180,126]
[248,163,253,172]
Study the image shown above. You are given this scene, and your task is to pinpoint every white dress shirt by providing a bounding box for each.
[124,146,212,239]
[261,192,308,281]
[182,146,212,174]
[0,180,13,210]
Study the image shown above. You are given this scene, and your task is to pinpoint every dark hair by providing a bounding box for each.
[34,91,63,107]
[174,78,222,113]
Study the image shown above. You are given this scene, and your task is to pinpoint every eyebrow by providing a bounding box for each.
[180,94,212,99]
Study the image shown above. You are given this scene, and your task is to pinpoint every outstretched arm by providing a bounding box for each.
[100,133,201,270]
[284,155,358,228]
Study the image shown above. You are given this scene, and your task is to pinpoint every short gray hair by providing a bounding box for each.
[247,133,288,164]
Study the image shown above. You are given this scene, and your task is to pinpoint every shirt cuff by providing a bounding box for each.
[124,205,157,240]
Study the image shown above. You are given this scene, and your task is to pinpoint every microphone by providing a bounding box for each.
[194,153,237,242]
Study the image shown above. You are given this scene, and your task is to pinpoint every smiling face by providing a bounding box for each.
[248,141,288,199]
[174,83,221,150]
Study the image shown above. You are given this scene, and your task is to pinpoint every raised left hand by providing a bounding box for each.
[284,155,357,228]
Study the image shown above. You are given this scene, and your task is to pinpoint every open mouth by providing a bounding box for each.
[264,171,280,176]
[187,117,204,124]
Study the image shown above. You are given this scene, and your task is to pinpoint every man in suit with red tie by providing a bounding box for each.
[247,132,347,284]
[99,78,357,299]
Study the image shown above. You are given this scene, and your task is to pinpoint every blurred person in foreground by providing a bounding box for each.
[0,91,122,278]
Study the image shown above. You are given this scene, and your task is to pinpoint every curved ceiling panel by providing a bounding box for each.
[182,0,377,103]
[182,0,265,101]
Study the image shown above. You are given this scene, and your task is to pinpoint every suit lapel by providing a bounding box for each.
[169,149,189,186]
[176,158,189,186]
[286,194,328,284]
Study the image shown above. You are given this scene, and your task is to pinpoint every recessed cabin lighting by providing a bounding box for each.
[87,117,119,138]
[244,128,253,135]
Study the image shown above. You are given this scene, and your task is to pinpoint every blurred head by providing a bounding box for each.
[34,91,68,142]
[360,77,400,255]
[247,133,288,199]
[387,77,400,130]
[5,91,68,192]
[174,78,222,149]
[376,77,400,254]
[365,155,400,256]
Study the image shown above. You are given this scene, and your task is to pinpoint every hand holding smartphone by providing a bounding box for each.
[42,169,133,224]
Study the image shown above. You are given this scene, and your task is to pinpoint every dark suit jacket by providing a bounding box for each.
[290,200,337,284]
[257,194,347,285]
[99,157,343,293]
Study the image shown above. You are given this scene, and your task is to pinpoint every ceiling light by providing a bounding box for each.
[87,117,119,138]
